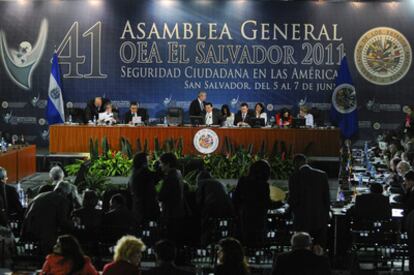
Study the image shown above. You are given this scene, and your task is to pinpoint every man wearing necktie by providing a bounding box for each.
[204,102,219,125]
[234,102,253,126]
[189,91,207,117]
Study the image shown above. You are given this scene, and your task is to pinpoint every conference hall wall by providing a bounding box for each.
[0,0,412,146]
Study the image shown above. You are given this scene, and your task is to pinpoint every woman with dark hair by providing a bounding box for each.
[41,235,98,275]
[221,104,234,126]
[233,160,272,247]
[275,108,292,127]
[128,152,160,225]
[254,103,267,124]
[214,238,250,275]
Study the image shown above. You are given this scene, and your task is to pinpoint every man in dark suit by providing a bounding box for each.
[234,102,254,126]
[0,167,24,221]
[272,232,331,275]
[350,183,391,221]
[203,102,221,126]
[189,91,207,117]
[84,96,106,122]
[21,181,74,254]
[124,101,149,124]
[145,240,195,275]
[288,154,330,248]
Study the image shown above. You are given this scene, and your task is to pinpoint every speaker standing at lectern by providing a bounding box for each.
[189,91,207,117]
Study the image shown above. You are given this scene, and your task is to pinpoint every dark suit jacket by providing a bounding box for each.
[202,109,222,125]
[272,249,331,275]
[71,207,103,231]
[124,109,149,124]
[288,165,330,231]
[0,183,24,219]
[189,99,204,117]
[158,169,187,222]
[353,193,391,221]
[84,99,107,122]
[145,263,195,275]
[21,191,73,253]
[128,167,160,224]
[234,110,255,126]
[102,206,135,241]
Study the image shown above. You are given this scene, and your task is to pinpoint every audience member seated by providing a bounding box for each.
[84,96,106,123]
[404,171,414,215]
[220,104,234,126]
[124,101,149,125]
[254,103,267,125]
[128,153,160,225]
[203,102,221,126]
[350,183,391,221]
[103,235,146,275]
[387,156,403,194]
[158,153,189,245]
[195,170,234,245]
[0,197,15,268]
[275,108,293,127]
[288,154,330,248]
[71,190,102,232]
[272,232,330,275]
[145,239,195,275]
[234,103,254,127]
[233,160,271,247]
[41,234,98,275]
[298,106,314,127]
[102,194,136,241]
[214,238,250,275]
[0,166,24,221]
[397,160,411,178]
[22,181,74,254]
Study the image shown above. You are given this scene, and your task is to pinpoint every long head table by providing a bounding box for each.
[0,145,36,183]
[49,124,341,157]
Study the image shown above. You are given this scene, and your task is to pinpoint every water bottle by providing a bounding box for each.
[93,115,97,125]
[358,174,363,187]
[68,114,72,124]
[164,116,168,126]
[1,137,6,153]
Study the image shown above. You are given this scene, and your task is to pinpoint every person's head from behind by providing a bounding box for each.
[221,104,231,117]
[159,153,178,174]
[217,238,247,271]
[0,167,7,184]
[154,240,176,263]
[369,183,383,194]
[205,102,213,114]
[198,91,207,102]
[293,154,307,170]
[114,235,146,267]
[110,194,126,210]
[133,152,148,171]
[404,170,414,190]
[390,157,401,173]
[94,97,102,108]
[82,190,99,209]
[291,232,313,250]
[240,103,249,114]
[129,101,138,114]
[53,235,85,273]
[196,170,212,186]
[255,103,264,114]
[248,160,271,181]
[49,166,64,182]
[397,160,411,177]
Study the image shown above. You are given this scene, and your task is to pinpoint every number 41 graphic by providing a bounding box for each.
[56,21,107,79]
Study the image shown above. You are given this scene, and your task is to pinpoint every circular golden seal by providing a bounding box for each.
[354,27,412,85]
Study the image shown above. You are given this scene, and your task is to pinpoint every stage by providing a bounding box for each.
[49,124,341,157]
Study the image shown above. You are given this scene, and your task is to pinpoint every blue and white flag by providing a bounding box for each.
[46,52,65,125]
[330,56,358,139]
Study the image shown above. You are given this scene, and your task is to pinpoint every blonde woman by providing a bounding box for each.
[103,235,146,275]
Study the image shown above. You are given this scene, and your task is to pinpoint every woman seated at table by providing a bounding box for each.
[221,104,234,126]
[98,103,118,125]
[254,103,267,125]
[275,108,293,127]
